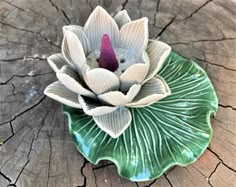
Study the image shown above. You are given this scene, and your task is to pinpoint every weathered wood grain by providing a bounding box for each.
[0,0,235,186]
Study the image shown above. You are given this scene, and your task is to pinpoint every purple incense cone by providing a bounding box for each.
[98,34,119,72]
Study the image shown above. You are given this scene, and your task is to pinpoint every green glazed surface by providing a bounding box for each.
[62,52,218,181]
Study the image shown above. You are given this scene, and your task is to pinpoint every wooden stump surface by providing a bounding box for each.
[0,0,235,186]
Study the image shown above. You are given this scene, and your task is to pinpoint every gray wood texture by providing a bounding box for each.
[0,0,235,186]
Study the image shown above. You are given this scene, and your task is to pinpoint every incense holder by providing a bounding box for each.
[44,6,218,181]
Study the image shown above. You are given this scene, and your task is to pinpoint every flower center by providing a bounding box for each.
[98,34,119,72]
[86,48,137,75]
[86,35,139,75]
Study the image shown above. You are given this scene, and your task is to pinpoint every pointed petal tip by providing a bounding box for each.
[93,107,132,138]
[84,68,120,94]
[126,76,171,107]
[89,6,109,18]
[140,17,148,23]
[134,17,148,26]
[94,5,104,10]
[56,65,96,98]
[119,63,149,92]
[144,40,172,82]
[62,25,82,34]
[98,84,141,106]
[84,5,119,50]
[44,81,81,108]
[119,17,149,56]
[79,95,118,116]
[114,9,131,28]
[43,87,48,96]
[62,30,87,76]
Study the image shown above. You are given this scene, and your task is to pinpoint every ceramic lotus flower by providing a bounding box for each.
[44,6,218,181]
[44,6,172,138]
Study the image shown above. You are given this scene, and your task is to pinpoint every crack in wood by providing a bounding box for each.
[121,0,129,10]
[1,112,49,186]
[164,173,173,187]
[8,184,17,187]
[1,0,62,32]
[2,0,25,12]
[0,55,48,62]
[48,0,71,24]
[76,158,88,187]
[91,168,98,187]
[9,122,14,134]
[165,166,176,174]
[169,37,236,46]
[207,148,236,173]
[34,113,49,141]
[12,160,30,186]
[208,182,213,187]
[169,42,191,46]
[0,171,11,183]
[183,0,214,20]
[0,21,60,48]
[1,112,48,148]
[191,37,236,43]
[0,7,16,22]
[92,163,114,170]
[0,96,46,126]
[46,132,52,187]
[153,0,160,27]
[1,130,14,145]
[0,140,32,185]
[208,162,221,179]
[207,162,221,187]
[156,15,176,37]
[194,57,236,72]
[144,179,157,187]
[0,72,54,85]
[218,104,236,111]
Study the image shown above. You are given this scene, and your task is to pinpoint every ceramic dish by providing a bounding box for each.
[62,52,217,181]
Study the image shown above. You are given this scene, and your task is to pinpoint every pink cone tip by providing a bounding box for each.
[98,34,119,72]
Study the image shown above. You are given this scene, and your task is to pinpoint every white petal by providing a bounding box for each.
[114,10,131,29]
[83,6,119,50]
[63,25,92,56]
[83,68,120,94]
[47,53,67,73]
[98,84,141,106]
[79,95,118,116]
[119,17,148,57]
[93,107,131,138]
[144,40,171,82]
[126,76,171,107]
[62,30,86,76]
[56,65,96,98]
[120,63,149,92]
[63,25,82,33]
[44,81,81,108]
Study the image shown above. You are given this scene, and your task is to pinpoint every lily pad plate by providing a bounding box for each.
[63,52,218,181]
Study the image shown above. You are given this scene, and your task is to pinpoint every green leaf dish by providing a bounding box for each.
[63,52,218,181]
